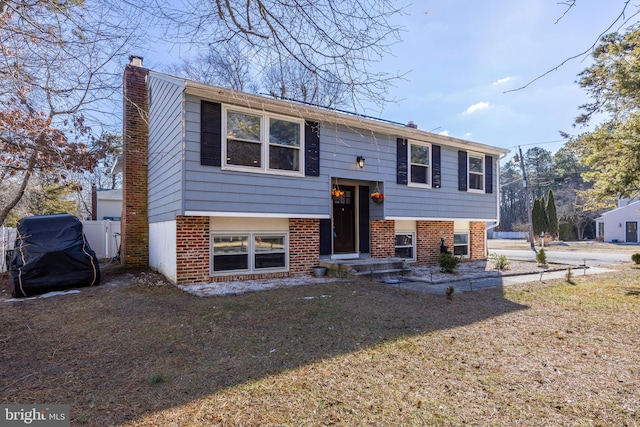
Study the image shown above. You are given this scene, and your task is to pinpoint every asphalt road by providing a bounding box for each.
[491,248,632,267]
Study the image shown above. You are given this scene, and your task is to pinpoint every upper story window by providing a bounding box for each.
[224,107,303,175]
[409,140,431,187]
[397,138,441,188]
[458,150,493,193]
[468,152,484,192]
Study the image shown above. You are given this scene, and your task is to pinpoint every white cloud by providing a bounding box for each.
[492,76,511,86]
[465,102,490,114]
[438,129,450,136]
[464,132,472,138]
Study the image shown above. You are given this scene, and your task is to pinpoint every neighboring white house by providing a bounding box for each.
[95,188,122,220]
[90,156,123,221]
[596,199,640,243]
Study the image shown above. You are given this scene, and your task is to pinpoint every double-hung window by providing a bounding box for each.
[212,233,288,274]
[468,153,484,192]
[395,232,415,260]
[409,141,431,187]
[453,233,469,257]
[224,107,303,175]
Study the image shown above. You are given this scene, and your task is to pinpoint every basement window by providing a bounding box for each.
[395,232,415,260]
[211,233,288,274]
[453,233,469,257]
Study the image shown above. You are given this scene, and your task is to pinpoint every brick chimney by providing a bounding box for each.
[91,184,97,220]
[122,56,149,267]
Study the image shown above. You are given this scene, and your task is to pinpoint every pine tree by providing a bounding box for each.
[545,189,559,238]
[532,198,546,237]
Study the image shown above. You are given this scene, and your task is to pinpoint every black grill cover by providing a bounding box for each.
[10,214,100,298]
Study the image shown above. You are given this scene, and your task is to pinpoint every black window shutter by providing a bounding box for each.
[305,120,320,176]
[201,101,222,166]
[319,218,332,255]
[458,150,468,191]
[358,186,370,254]
[485,155,493,194]
[432,144,441,188]
[397,138,408,185]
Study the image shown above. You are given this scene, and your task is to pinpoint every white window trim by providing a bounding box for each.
[210,231,289,276]
[407,140,432,188]
[394,231,416,261]
[467,151,484,193]
[453,231,470,258]
[221,105,305,177]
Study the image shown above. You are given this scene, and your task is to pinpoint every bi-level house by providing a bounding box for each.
[121,57,509,285]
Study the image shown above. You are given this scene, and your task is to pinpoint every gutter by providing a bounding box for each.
[485,151,510,256]
[177,76,510,157]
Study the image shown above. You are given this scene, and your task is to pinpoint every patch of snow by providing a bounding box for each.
[4,289,80,302]
[40,290,81,298]
[301,294,331,300]
[179,276,345,297]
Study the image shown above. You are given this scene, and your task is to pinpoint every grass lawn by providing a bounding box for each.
[1,266,639,426]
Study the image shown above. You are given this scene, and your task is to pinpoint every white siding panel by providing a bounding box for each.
[149,220,177,283]
[210,217,288,232]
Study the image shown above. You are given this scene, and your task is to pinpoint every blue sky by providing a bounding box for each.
[143,1,634,156]
[365,0,633,154]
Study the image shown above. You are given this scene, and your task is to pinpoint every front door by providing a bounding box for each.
[626,221,638,243]
[333,185,356,253]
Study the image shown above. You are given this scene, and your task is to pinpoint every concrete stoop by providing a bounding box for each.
[318,257,410,280]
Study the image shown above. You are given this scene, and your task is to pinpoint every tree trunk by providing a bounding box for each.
[0,154,36,226]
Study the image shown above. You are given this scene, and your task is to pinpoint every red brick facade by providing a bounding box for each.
[371,220,395,258]
[173,217,320,284]
[176,216,210,284]
[469,221,486,260]
[416,220,455,264]
[122,64,149,268]
[289,218,320,275]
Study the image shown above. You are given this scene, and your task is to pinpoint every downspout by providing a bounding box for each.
[485,152,508,256]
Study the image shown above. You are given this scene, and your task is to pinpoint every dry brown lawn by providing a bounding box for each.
[1,264,639,426]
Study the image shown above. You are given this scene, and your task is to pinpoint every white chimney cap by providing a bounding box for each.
[129,55,143,67]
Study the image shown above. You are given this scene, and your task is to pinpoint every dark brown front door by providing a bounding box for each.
[333,185,356,253]
[626,221,638,243]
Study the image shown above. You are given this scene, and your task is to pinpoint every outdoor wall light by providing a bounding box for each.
[356,156,365,168]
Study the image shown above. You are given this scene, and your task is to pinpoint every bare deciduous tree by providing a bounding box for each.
[166,43,259,93]
[263,58,347,108]
[0,0,140,225]
[154,0,405,110]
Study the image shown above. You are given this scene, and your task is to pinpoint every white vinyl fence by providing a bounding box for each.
[80,220,121,260]
[1,226,17,273]
[488,231,527,239]
[0,220,120,273]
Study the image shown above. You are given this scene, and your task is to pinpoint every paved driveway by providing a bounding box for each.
[488,239,639,267]
[490,249,631,267]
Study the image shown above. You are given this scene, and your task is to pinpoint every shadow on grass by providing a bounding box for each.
[0,269,526,426]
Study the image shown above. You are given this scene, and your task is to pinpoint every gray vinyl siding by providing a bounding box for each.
[181,94,498,220]
[183,95,329,216]
[148,75,185,223]
[318,126,498,220]
[386,145,498,220]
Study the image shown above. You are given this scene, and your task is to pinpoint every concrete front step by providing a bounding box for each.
[318,257,409,279]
